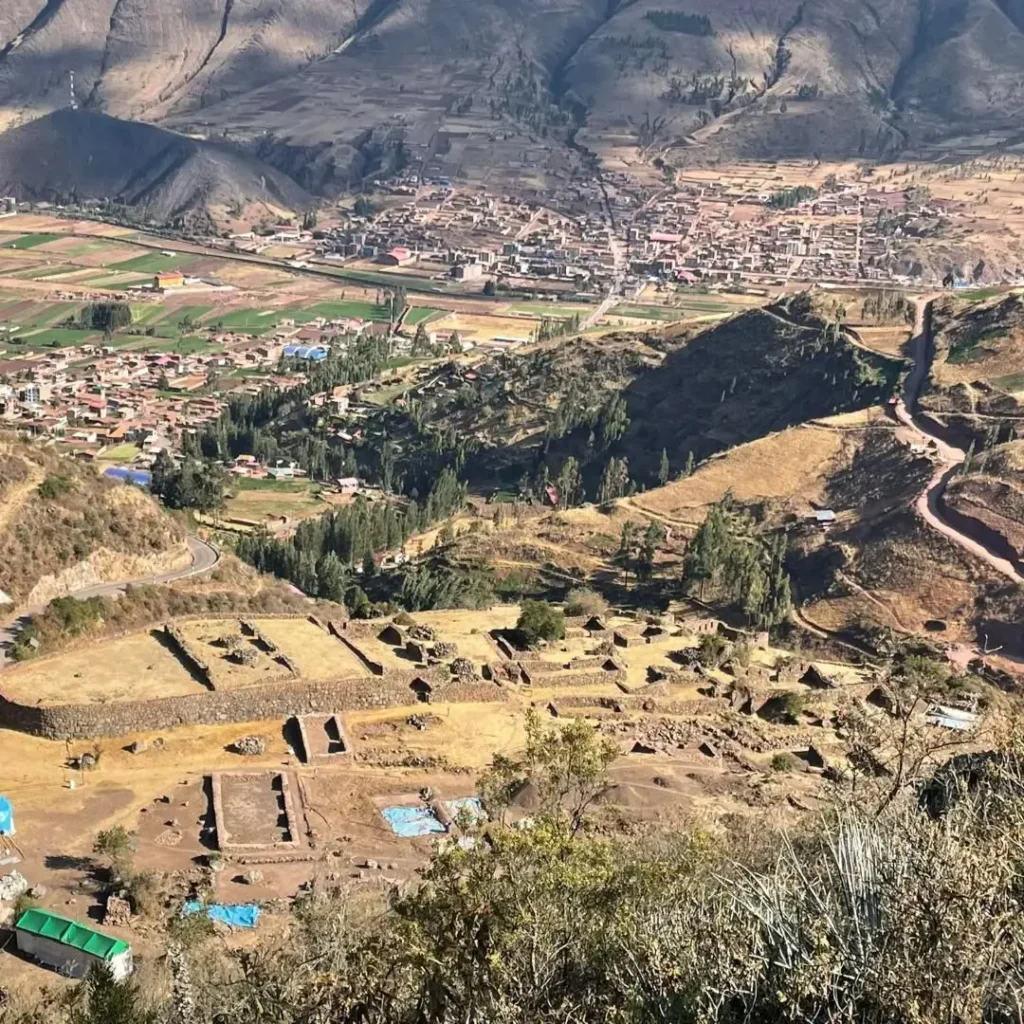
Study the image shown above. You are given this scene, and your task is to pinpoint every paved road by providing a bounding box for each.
[0,535,219,666]
[895,297,1024,585]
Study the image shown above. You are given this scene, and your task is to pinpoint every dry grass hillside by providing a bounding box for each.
[615,296,903,479]
[0,438,187,604]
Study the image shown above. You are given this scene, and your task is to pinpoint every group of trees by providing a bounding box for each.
[66,301,132,336]
[615,519,667,587]
[150,452,226,513]
[683,494,792,628]
[645,9,714,34]
[766,185,817,210]
[235,469,467,607]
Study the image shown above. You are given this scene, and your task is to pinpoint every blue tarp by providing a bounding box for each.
[0,795,13,836]
[381,805,446,838]
[444,797,485,825]
[183,902,260,928]
[104,466,152,487]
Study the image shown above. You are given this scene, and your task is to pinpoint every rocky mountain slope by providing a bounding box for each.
[0,109,310,226]
[1,0,1023,205]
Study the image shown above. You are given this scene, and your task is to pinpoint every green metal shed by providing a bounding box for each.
[15,908,133,979]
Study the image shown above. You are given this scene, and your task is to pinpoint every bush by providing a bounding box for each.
[770,752,797,772]
[697,634,730,668]
[37,474,72,500]
[564,588,609,618]
[517,600,566,645]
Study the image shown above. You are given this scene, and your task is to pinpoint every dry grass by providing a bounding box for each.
[253,618,367,679]
[628,423,850,522]
[3,631,199,705]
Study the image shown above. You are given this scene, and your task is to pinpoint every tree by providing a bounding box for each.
[598,393,629,448]
[683,450,695,477]
[302,208,318,230]
[841,654,978,814]
[635,521,666,583]
[317,552,348,603]
[516,599,565,645]
[616,520,639,588]
[657,448,670,487]
[94,826,136,883]
[598,457,630,506]
[482,279,496,296]
[479,708,618,831]
[412,323,431,356]
[564,587,608,618]
[68,964,156,1024]
[556,456,584,508]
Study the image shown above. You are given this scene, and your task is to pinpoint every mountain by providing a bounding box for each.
[1,0,1024,200]
[0,109,310,225]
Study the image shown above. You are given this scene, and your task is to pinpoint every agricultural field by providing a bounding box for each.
[222,478,328,523]
[0,232,61,249]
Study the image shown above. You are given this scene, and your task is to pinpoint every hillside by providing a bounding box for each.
[0,109,310,226]
[615,295,903,479]
[0,438,187,605]
[0,0,1023,201]
[918,292,1024,450]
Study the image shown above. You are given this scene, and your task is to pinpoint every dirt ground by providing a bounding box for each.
[1,631,201,706]
[253,618,366,679]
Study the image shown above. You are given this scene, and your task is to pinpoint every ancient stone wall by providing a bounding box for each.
[0,668,508,740]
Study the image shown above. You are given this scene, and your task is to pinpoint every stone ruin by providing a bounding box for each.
[233,735,266,756]
[450,657,475,679]
[433,641,459,659]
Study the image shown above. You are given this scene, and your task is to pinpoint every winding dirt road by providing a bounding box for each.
[895,298,1024,585]
[0,534,219,666]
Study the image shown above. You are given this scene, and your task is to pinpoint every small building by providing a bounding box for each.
[154,272,184,290]
[15,908,133,980]
[335,476,361,495]
[380,246,414,266]
[452,262,483,282]
[813,509,836,528]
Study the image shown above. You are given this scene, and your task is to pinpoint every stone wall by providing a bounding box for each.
[0,668,510,740]
[328,620,384,676]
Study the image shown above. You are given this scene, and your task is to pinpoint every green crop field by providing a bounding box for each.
[110,252,184,274]
[211,308,283,334]
[98,442,141,462]
[158,304,213,326]
[9,328,100,348]
[2,233,61,249]
[404,307,444,325]
[294,300,393,322]
[611,304,685,321]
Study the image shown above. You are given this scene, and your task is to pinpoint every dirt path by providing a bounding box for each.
[896,297,1024,585]
[0,535,219,666]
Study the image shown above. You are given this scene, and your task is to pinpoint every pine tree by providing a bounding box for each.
[657,448,670,487]
[684,450,695,477]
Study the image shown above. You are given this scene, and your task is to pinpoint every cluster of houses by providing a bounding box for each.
[623,178,923,286]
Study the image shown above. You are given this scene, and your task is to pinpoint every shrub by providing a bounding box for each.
[517,599,566,645]
[770,752,797,772]
[564,587,609,618]
[37,474,72,500]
